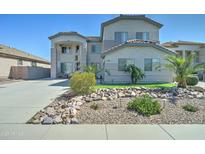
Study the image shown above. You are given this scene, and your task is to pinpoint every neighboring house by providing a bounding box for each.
[0,44,50,79]
[163,40,205,80]
[49,15,177,83]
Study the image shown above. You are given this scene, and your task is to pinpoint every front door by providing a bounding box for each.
[61,62,73,75]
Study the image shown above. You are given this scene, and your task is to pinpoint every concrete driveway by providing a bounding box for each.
[0,79,68,124]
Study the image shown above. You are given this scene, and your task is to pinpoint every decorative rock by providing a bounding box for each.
[66,118,71,124]
[118,92,125,98]
[61,104,67,109]
[32,118,41,124]
[45,107,55,116]
[150,93,158,98]
[191,91,198,96]
[189,86,205,93]
[130,91,136,97]
[90,93,97,98]
[76,101,83,106]
[196,93,204,99]
[73,96,83,102]
[108,96,113,100]
[69,108,77,116]
[53,115,63,124]
[42,116,54,124]
[188,95,194,99]
[70,118,79,124]
[93,96,102,101]
[85,97,93,102]
[74,105,81,110]
[101,97,107,101]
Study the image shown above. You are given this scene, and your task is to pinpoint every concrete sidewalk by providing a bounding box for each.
[1,124,205,140]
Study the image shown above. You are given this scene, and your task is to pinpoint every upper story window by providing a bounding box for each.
[144,58,160,71]
[136,32,149,40]
[118,58,134,71]
[17,59,23,65]
[91,44,101,53]
[61,47,70,54]
[115,32,128,44]
[76,46,79,53]
[31,61,37,67]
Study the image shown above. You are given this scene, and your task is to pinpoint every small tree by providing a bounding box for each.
[164,54,205,88]
[125,64,145,84]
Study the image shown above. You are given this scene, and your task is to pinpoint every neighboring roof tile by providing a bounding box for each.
[86,36,101,42]
[0,44,50,64]
[162,40,205,47]
[101,39,175,57]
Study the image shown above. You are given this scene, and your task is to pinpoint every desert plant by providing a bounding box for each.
[163,54,205,88]
[127,94,161,116]
[186,75,199,86]
[125,64,145,84]
[183,104,198,112]
[70,72,96,95]
[90,103,99,110]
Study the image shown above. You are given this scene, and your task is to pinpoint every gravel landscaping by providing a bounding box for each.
[27,86,205,124]
[77,98,205,124]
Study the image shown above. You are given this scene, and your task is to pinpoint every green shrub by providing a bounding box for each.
[127,95,161,116]
[183,104,198,112]
[90,103,99,110]
[70,72,96,95]
[186,75,199,86]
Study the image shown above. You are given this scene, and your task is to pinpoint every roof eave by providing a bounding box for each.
[48,32,87,40]
[102,43,176,57]
[100,15,163,38]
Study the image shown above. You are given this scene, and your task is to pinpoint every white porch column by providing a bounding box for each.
[51,47,57,78]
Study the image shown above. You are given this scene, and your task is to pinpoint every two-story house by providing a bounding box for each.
[49,15,176,83]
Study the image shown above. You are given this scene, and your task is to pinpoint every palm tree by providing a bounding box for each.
[164,54,205,88]
[82,64,110,78]
[125,64,145,84]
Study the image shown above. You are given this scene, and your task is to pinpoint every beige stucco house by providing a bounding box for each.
[163,40,205,80]
[0,44,50,79]
[49,15,178,83]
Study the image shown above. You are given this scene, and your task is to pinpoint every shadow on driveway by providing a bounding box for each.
[49,79,69,87]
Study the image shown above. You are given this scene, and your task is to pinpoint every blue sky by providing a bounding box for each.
[0,14,205,61]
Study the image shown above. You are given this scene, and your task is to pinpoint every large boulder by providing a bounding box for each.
[42,116,54,125]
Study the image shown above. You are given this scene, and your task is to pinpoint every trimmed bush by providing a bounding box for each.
[186,75,199,86]
[183,104,198,112]
[127,95,161,116]
[70,72,96,95]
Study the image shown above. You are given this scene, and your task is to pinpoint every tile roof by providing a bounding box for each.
[101,39,175,57]
[0,44,50,64]
[48,32,87,40]
[49,32,101,42]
